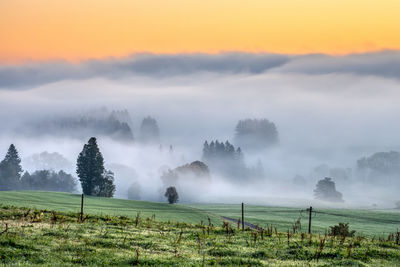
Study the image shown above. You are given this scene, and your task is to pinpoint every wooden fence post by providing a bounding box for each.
[80,194,84,222]
[308,206,312,234]
[241,202,244,231]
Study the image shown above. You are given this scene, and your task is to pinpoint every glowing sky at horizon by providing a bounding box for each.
[1,0,400,63]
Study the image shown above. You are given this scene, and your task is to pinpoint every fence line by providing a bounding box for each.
[313,210,400,224]
[222,204,400,233]
[236,207,400,224]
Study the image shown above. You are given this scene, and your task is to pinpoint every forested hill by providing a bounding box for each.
[23,108,134,142]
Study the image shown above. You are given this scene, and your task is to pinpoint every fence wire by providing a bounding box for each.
[241,207,400,225]
[313,210,400,224]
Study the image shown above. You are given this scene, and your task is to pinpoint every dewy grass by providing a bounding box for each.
[0,204,399,266]
[0,191,224,225]
[189,203,400,237]
[1,191,400,238]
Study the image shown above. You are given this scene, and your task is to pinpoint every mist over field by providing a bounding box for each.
[1,52,400,208]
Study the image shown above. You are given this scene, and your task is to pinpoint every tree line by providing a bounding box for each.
[202,140,264,181]
[0,144,76,192]
[0,137,180,204]
[0,138,116,197]
[234,118,278,151]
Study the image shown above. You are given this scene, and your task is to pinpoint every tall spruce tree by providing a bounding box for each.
[0,144,23,190]
[76,137,115,197]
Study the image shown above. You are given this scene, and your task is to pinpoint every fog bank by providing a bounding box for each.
[1,52,400,208]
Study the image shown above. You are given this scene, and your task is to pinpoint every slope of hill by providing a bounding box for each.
[189,203,400,237]
[0,200,399,266]
[0,191,221,224]
[1,191,399,237]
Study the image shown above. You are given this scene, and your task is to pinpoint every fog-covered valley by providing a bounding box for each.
[1,52,400,209]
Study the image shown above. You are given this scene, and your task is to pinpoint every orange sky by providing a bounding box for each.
[1,0,400,63]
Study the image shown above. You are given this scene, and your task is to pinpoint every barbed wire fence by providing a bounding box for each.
[224,203,400,235]
[75,195,399,236]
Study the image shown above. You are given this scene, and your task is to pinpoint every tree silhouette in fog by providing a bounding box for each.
[314,177,343,202]
[357,151,400,184]
[35,109,134,142]
[161,161,210,188]
[202,140,248,181]
[234,119,278,151]
[139,116,160,144]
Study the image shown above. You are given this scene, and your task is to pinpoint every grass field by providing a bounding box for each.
[0,204,400,266]
[1,191,400,266]
[0,191,223,225]
[0,191,398,237]
[188,204,400,237]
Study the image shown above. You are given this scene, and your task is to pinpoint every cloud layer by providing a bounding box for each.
[2,51,400,89]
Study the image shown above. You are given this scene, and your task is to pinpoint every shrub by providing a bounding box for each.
[164,186,179,204]
[329,223,355,237]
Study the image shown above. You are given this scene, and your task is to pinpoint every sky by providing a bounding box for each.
[1,0,400,63]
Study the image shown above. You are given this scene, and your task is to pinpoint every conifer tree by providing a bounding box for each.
[0,144,23,190]
[201,140,248,181]
[76,137,115,197]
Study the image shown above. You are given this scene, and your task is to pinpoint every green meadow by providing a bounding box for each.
[1,191,398,237]
[0,191,400,266]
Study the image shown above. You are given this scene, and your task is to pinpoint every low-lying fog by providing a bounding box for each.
[1,52,400,208]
